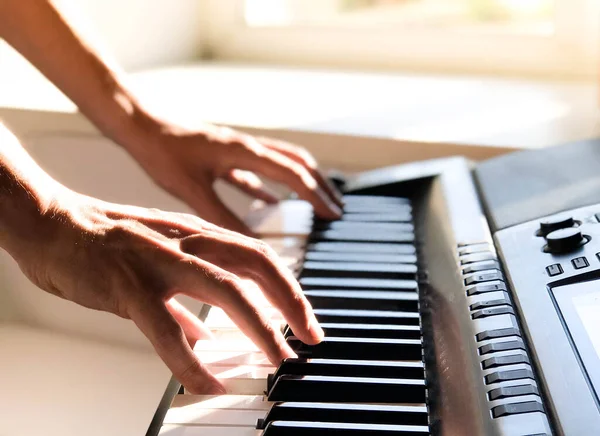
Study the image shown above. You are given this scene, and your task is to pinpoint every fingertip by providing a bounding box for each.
[317,202,342,221]
[309,317,325,343]
[207,381,228,395]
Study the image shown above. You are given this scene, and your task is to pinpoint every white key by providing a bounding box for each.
[194,338,260,353]
[197,350,272,366]
[262,236,306,268]
[204,361,271,395]
[208,365,274,379]
[211,326,285,342]
[219,376,268,395]
[171,394,271,410]
[160,425,260,436]
[204,307,283,329]
[246,199,313,237]
[164,407,265,426]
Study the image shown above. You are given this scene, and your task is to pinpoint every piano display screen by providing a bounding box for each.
[552,281,600,406]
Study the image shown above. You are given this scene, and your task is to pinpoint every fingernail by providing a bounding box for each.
[309,317,325,342]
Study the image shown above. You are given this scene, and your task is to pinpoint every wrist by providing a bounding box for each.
[0,127,67,256]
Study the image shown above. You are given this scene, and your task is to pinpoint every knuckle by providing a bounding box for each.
[153,319,183,346]
[296,147,317,168]
[147,207,163,216]
[104,221,134,244]
[251,240,277,263]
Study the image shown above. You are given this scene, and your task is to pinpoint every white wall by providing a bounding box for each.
[0,0,206,111]
[57,0,206,71]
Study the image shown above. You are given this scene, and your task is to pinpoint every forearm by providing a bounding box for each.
[0,123,60,252]
[0,0,160,153]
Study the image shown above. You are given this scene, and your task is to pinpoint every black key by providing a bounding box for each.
[307,242,416,254]
[311,230,414,243]
[263,420,429,435]
[284,322,420,339]
[342,203,412,214]
[314,309,421,326]
[342,195,411,205]
[318,323,420,339]
[314,221,415,233]
[338,213,413,223]
[268,358,424,389]
[286,336,423,360]
[268,375,427,403]
[304,251,418,264]
[300,277,418,291]
[258,402,428,429]
[303,290,419,312]
[301,261,417,279]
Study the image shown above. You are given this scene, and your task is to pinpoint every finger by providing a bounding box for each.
[177,258,296,365]
[232,141,342,220]
[180,232,324,346]
[166,298,214,346]
[184,179,255,236]
[260,137,344,208]
[224,169,279,204]
[128,300,225,394]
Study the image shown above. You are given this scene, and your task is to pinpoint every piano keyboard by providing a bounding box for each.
[159,195,430,435]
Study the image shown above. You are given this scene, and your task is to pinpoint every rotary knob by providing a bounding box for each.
[538,215,575,237]
[545,227,585,254]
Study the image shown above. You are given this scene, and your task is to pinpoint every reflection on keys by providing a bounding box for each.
[161,196,430,435]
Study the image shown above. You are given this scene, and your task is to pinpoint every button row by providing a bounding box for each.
[458,243,546,422]
[546,254,598,278]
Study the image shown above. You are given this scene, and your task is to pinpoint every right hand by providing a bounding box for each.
[8,188,323,394]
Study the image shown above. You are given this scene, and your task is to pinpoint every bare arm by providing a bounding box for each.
[0,0,343,233]
[0,122,324,393]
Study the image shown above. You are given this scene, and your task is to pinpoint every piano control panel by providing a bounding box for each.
[149,156,600,436]
[496,204,600,435]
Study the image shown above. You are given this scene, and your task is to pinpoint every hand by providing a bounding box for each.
[10,188,324,394]
[126,124,343,234]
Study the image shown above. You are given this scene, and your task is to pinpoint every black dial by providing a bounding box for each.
[545,227,585,254]
[538,216,575,236]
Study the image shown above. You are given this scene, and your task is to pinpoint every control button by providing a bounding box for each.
[492,400,544,418]
[466,281,507,296]
[465,270,504,286]
[482,353,530,369]
[485,368,534,384]
[545,227,585,254]
[488,384,539,401]
[545,264,563,277]
[460,251,497,265]
[462,260,500,275]
[572,257,589,269]
[479,339,525,355]
[472,306,515,319]
[538,215,575,236]
[458,243,492,256]
[470,293,511,311]
[476,327,521,342]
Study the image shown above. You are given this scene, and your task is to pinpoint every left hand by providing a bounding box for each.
[126,124,343,235]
